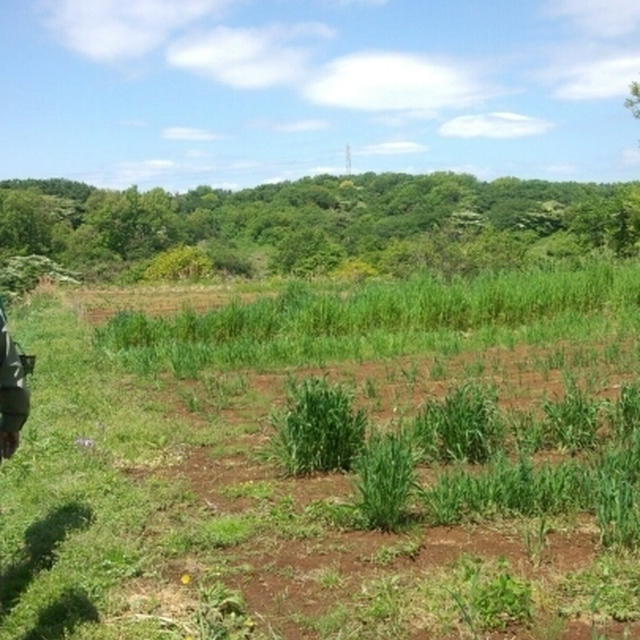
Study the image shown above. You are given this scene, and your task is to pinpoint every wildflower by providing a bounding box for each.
[180,573,191,585]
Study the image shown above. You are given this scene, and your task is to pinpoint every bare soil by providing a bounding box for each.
[81,287,638,639]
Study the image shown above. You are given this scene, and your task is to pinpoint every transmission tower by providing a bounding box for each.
[345,144,352,175]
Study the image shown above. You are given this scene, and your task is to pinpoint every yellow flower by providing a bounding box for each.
[180,573,191,585]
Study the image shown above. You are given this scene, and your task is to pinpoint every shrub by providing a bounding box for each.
[354,430,417,531]
[143,245,212,281]
[0,254,80,301]
[269,377,367,475]
[412,383,504,464]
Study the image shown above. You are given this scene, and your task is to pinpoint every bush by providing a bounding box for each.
[269,377,367,475]
[412,383,504,464]
[354,430,417,531]
[0,254,80,301]
[143,245,212,281]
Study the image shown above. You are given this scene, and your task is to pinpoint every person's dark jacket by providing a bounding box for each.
[0,301,30,433]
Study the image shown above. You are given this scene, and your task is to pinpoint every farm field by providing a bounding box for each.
[4,267,640,639]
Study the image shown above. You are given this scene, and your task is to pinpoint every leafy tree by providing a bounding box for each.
[270,229,345,276]
[0,189,54,256]
[626,80,640,119]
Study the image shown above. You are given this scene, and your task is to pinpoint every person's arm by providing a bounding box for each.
[0,308,30,459]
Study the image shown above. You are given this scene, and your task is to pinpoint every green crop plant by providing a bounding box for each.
[543,378,601,452]
[509,410,545,455]
[268,376,367,475]
[522,517,551,567]
[422,455,593,525]
[594,471,640,548]
[93,260,640,375]
[611,383,640,441]
[451,559,532,634]
[353,429,418,531]
[412,382,504,464]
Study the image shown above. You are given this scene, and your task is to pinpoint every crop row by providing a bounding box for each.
[270,377,640,548]
[95,260,640,372]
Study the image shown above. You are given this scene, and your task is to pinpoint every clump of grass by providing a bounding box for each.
[422,455,593,525]
[412,383,504,464]
[353,430,418,531]
[593,432,640,548]
[509,410,545,455]
[269,376,367,475]
[611,383,640,441]
[543,378,601,452]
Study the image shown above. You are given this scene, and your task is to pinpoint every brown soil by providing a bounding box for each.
[80,287,639,639]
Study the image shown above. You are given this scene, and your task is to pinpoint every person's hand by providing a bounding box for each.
[0,431,19,460]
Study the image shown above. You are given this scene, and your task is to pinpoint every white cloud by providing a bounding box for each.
[166,23,334,89]
[82,159,177,189]
[546,0,640,38]
[304,52,488,112]
[162,126,221,141]
[552,54,640,99]
[40,0,229,61]
[439,112,554,138]
[307,166,342,175]
[358,141,428,155]
[275,119,330,132]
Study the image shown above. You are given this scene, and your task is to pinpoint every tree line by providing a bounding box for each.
[1,172,639,284]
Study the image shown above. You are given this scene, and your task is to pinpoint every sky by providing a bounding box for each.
[2,0,640,192]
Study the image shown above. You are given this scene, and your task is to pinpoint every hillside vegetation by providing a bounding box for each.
[1,172,639,295]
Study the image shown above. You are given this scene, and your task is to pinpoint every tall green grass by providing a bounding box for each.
[95,260,640,374]
[269,377,367,475]
[353,430,417,531]
[411,383,503,464]
[542,378,602,452]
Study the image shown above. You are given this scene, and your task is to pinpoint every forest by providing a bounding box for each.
[0,171,639,297]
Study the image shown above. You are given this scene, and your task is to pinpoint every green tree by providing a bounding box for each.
[626,80,640,118]
[0,189,54,256]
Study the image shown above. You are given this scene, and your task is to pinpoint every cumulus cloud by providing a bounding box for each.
[439,112,554,138]
[547,0,640,38]
[552,54,640,99]
[40,0,230,61]
[167,23,334,89]
[358,141,428,155]
[303,52,488,112]
[162,126,221,141]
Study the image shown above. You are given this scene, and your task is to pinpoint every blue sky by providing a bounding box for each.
[2,0,640,192]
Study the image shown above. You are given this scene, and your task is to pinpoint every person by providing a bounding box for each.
[0,298,30,460]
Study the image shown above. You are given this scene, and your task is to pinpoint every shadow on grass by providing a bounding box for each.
[20,588,99,640]
[0,502,94,624]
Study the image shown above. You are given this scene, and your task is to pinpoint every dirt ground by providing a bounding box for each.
[81,286,638,639]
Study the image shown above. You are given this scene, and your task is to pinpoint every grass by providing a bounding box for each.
[7,277,640,638]
[94,260,640,374]
[353,429,417,531]
[268,376,367,475]
[411,382,504,464]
